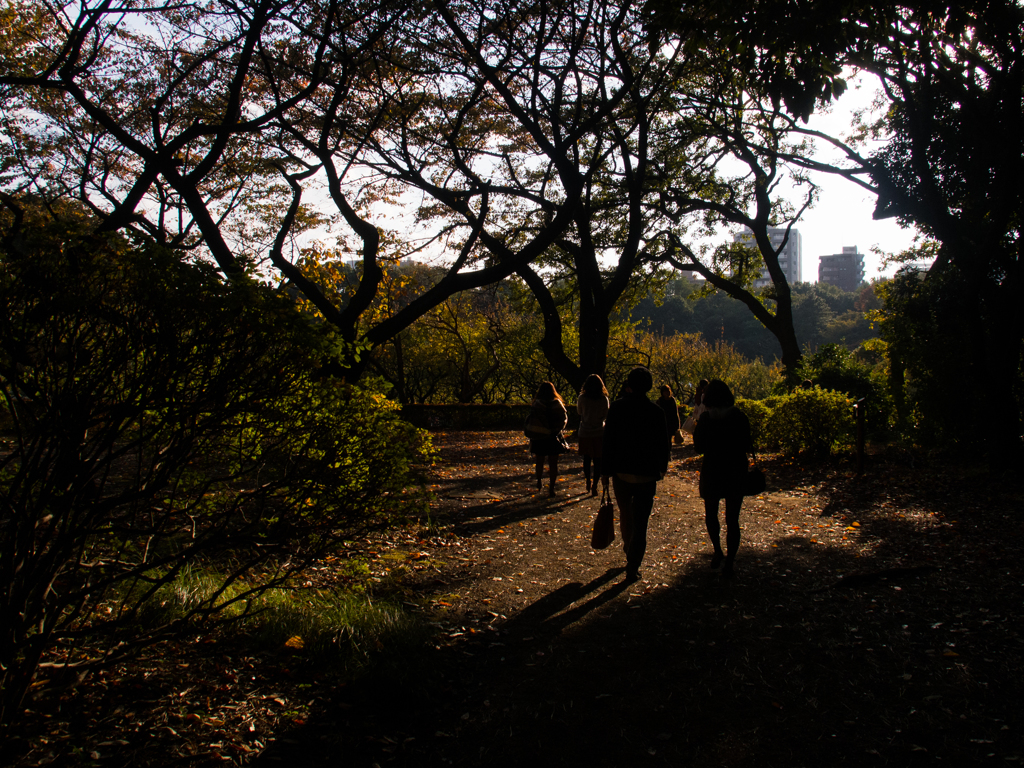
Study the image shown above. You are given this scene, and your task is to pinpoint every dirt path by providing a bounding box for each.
[257,431,1024,767]
[6,431,1022,767]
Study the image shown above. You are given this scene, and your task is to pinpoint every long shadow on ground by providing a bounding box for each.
[254,510,1024,767]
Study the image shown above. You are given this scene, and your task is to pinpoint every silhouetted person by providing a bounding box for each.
[528,381,568,497]
[602,367,670,582]
[682,378,709,435]
[577,374,610,497]
[693,379,753,579]
[693,378,709,407]
[656,383,681,449]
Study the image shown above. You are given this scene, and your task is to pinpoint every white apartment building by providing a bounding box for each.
[732,227,803,288]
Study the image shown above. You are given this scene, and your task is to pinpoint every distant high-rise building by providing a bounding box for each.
[818,246,865,292]
[732,227,802,287]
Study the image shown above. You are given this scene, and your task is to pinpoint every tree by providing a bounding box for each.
[648,0,1024,458]
[2,0,822,392]
[373,283,514,404]
[651,77,816,379]
[0,0,437,360]
[870,253,976,445]
[630,330,782,401]
[0,200,430,724]
[344,0,818,389]
[792,290,834,351]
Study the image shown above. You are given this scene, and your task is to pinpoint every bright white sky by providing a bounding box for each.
[786,74,921,284]
[795,173,919,284]
[310,75,922,284]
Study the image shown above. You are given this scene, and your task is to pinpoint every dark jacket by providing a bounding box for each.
[528,397,568,456]
[657,396,680,432]
[693,406,753,499]
[602,393,670,480]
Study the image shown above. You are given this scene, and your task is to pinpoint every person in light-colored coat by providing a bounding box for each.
[577,374,610,497]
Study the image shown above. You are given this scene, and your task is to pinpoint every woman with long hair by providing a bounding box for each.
[693,379,753,579]
[527,381,569,497]
[577,374,610,496]
[656,383,680,450]
[601,367,670,582]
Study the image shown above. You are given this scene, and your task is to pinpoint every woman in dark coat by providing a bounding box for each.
[656,384,680,449]
[528,381,569,497]
[693,379,753,578]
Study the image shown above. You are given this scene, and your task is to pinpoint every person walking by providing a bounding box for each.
[577,374,610,497]
[692,379,753,579]
[527,381,569,497]
[601,367,670,582]
[693,379,709,408]
[656,384,681,449]
[682,378,709,435]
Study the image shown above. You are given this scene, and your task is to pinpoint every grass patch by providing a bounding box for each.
[126,564,250,627]
[245,588,430,672]
[124,564,433,676]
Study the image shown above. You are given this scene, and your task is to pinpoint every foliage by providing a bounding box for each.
[796,342,893,437]
[0,207,431,725]
[5,0,1021,460]
[773,387,855,455]
[619,330,783,403]
[356,279,788,407]
[0,0,829,392]
[734,397,777,452]
[739,388,854,455]
[646,0,1024,458]
[870,263,983,448]
[631,275,880,364]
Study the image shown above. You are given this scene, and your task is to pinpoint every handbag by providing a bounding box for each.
[743,468,766,496]
[743,453,766,496]
[590,486,616,550]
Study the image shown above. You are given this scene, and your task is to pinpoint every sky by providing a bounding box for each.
[311,75,923,285]
[785,75,922,284]
[793,172,919,284]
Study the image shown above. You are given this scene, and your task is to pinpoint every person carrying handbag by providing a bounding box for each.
[601,367,670,583]
[692,379,754,579]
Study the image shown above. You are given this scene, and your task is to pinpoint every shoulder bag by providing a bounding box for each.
[590,486,616,550]
[743,453,767,496]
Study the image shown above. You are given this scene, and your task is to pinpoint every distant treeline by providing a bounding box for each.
[629,276,880,362]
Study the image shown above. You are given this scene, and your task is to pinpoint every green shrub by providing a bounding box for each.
[735,397,772,451]
[797,342,893,438]
[771,387,855,455]
[0,206,431,724]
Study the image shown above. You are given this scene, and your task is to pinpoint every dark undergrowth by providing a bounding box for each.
[3,433,1022,767]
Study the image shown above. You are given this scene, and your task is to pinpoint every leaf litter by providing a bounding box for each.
[4,431,1023,766]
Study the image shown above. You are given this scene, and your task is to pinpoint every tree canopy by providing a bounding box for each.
[3,0,1021,454]
[1,0,822,386]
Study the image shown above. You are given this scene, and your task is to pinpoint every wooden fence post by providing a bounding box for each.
[854,398,866,475]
